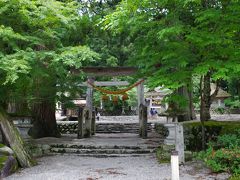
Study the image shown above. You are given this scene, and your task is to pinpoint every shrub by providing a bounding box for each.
[204,147,240,174]
[225,96,240,109]
[229,174,240,180]
[183,121,240,151]
[217,133,240,149]
[198,132,240,175]
[214,107,225,114]
[154,124,169,138]
[156,145,174,163]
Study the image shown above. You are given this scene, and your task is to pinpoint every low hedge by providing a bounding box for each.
[183,121,240,151]
[154,124,169,138]
[197,131,240,176]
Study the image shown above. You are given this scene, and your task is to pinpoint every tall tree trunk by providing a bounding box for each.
[28,70,60,139]
[177,86,191,122]
[188,77,196,120]
[200,72,211,121]
[28,100,60,139]
[189,89,197,120]
[237,80,240,99]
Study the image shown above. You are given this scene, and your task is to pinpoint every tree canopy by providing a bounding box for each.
[103,0,240,88]
[102,0,240,120]
[0,0,99,106]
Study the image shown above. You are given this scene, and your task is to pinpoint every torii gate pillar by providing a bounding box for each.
[137,79,148,138]
[85,77,94,137]
[137,79,145,109]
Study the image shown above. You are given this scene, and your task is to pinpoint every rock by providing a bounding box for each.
[184,151,193,162]
[0,155,18,178]
[216,172,231,180]
[42,144,50,154]
[42,144,50,151]
[0,146,14,156]
[162,145,175,151]
[31,146,43,157]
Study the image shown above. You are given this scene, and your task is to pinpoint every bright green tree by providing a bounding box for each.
[102,0,240,121]
[0,0,99,138]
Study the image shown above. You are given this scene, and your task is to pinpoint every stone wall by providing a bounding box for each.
[57,121,153,134]
[57,121,79,134]
[97,116,139,122]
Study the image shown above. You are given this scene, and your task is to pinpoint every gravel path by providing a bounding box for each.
[9,114,237,180]
[6,155,229,180]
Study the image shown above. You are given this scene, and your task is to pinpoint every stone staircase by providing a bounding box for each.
[33,131,162,158]
[57,122,153,134]
[32,117,163,158]
[96,123,153,133]
[48,144,156,157]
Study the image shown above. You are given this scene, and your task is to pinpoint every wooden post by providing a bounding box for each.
[91,110,96,135]
[137,79,145,112]
[139,105,142,137]
[138,79,147,138]
[142,105,148,138]
[86,77,94,137]
[139,104,148,138]
[77,107,84,139]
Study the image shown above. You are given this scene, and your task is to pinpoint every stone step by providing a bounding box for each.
[50,147,155,154]
[57,122,154,134]
[96,131,139,133]
[50,144,158,150]
[49,152,154,158]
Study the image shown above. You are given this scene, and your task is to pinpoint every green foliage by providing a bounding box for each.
[183,121,240,151]
[225,96,240,109]
[156,145,175,164]
[214,107,225,114]
[217,132,240,149]
[154,124,169,138]
[78,0,131,67]
[0,0,99,109]
[164,93,188,111]
[0,155,8,170]
[102,97,124,113]
[102,0,240,107]
[229,174,240,180]
[126,88,137,108]
[197,132,240,175]
[93,85,138,112]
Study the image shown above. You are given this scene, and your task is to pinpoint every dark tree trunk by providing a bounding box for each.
[237,80,240,99]
[189,89,197,120]
[188,78,197,120]
[177,86,191,122]
[28,100,60,139]
[199,72,220,149]
[28,66,60,139]
[200,72,211,121]
[201,120,206,150]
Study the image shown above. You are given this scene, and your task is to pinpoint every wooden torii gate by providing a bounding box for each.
[73,67,148,139]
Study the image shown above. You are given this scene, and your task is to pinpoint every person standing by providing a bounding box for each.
[96,112,100,121]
